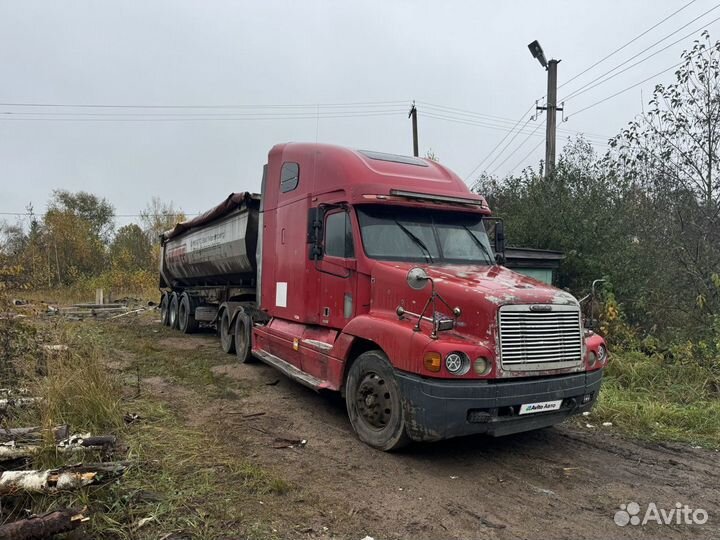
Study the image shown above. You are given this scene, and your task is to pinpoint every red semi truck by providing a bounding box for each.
[159,143,608,450]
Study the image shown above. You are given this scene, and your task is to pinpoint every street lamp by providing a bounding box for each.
[527,39,560,177]
[527,40,547,69]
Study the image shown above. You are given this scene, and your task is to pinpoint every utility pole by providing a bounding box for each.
[528,41,562,178]
[409,101,418,157]
[544,59,559,178]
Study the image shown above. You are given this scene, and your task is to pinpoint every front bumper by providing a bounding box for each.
[397,369,603,442]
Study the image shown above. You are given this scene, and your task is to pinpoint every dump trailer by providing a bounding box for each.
[159,143,608,451]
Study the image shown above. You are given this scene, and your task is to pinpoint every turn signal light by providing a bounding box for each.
[423,352,442,372]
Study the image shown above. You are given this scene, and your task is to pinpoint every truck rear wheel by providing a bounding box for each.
[160,293,170,326]
[178,293,198,334]
[345,350,410,451]
[219,309,235,354]
[234,310,254,363]
[168,292,180,329]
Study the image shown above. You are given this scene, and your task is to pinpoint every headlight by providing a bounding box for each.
[473,356,491,376]
[588,351,598,366]
[445,351,470,375]
[597,345,607,363]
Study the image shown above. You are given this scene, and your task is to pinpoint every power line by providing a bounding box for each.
[0,211,197,218]
[0,108,407,118]
[507,137,546,176]
[0,111,408,122]
[417,103,610,139]
[0,99,407,110]
[463,102,538,181]
[420,110,609,143]
[561,6,720,103]
[558,0,698,91]
[568,59,686,119]
[488,121,545,177]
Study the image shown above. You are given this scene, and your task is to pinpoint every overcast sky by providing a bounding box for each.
[1,0,717,227]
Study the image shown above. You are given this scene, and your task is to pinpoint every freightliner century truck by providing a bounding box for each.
[159,143,608,451]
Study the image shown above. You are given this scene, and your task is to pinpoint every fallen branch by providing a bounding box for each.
[0,462,129,495]
[0,507,89,539]
[0,398,39,413]
[108,308,145,320]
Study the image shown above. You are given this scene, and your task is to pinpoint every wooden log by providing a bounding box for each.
[0,507,89,539]
[0,462,129,495]
[0,425,68,443]
[0,433,116,462]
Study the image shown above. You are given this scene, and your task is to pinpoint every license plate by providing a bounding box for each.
[519,400,563,415]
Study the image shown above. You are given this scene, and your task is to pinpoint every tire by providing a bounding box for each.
[219,309,235,354]
[234,309,254,363]
[168,292,180,330]
[160,293,170,326]
[178,293,198,334]
[345,350,410,451]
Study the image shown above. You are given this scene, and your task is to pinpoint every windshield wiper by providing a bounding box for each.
[394,219,434,263]
[462,225,494,264]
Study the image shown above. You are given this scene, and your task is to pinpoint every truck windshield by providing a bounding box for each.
[356,205,495,264]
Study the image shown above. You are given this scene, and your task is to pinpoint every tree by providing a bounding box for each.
[139,197,185,244]
[48,190,115,243]
[110,224,152,271]
[139,197,186,269]
[609,31,720,324]
[43,211,105,285]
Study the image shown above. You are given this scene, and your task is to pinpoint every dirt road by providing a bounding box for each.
[141,325,719,540]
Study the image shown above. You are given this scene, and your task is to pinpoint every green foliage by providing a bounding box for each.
[49,190,115,242]
[111,224,153,271]
[0,191,181,293]
[593,347,720,447]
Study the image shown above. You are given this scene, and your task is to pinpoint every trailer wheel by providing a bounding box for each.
[168,292,180,330]
[345,350,410,451]
[219,309,235,354]
[178,293,198,334]
[160,293,170,326]
[234,310,254,363]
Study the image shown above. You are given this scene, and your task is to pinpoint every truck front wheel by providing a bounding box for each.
[345,351,410,451]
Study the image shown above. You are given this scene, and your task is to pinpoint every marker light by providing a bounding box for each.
[423,352,441,372]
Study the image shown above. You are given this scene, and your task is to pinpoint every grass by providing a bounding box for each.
[0,304,292,539]
[587,349,720,448]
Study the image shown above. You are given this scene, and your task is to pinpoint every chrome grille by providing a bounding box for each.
[499,305,582,370]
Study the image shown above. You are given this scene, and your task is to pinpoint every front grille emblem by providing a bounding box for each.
[529,304,553,312]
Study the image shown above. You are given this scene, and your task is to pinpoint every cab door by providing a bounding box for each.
[316,209,357,329]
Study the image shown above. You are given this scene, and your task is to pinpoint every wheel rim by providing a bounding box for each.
[169,298,177,326]
[355,371,393,430]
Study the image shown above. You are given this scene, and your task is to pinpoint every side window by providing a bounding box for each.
[325,212,355,258]
[280,162,299,193]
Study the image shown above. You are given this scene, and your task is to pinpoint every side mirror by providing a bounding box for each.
[307,207,323,260]
[494,221,506,265]
[406,267,430,290]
